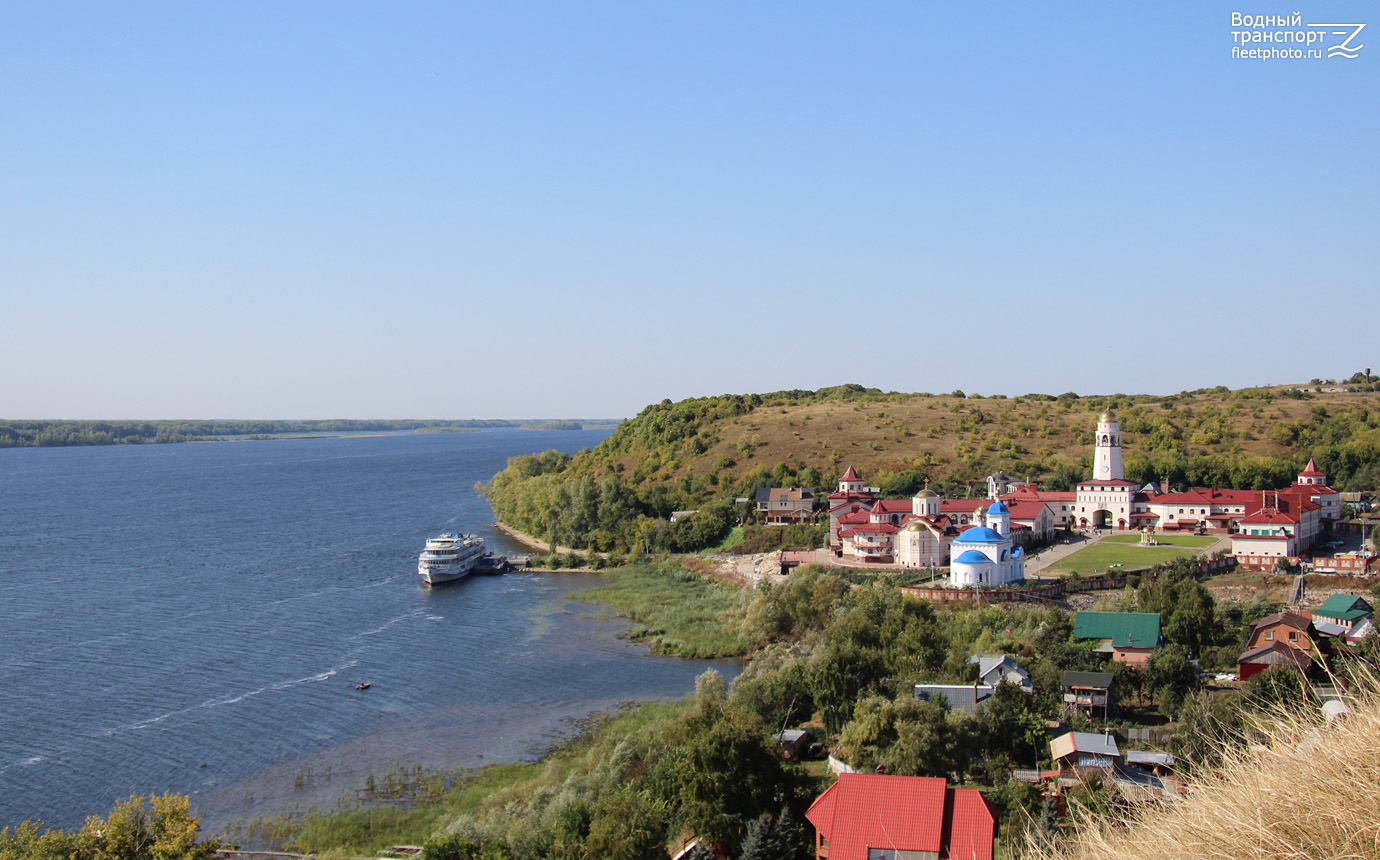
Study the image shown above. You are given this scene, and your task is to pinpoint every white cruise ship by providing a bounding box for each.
[418,533,487,585]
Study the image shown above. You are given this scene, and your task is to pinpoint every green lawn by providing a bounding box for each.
[1099,534,1219,548]
[702,525,746,553]
[1042,543,1202,576]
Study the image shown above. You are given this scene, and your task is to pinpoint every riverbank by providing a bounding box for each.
[494,522,595,558]
[224,701,693,856]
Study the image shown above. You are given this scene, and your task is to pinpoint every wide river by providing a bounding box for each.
[0,429,740,834]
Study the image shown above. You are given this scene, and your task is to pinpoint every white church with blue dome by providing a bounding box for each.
[949,500,1025,587]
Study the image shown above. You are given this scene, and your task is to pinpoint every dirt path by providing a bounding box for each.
[493,522,593,557]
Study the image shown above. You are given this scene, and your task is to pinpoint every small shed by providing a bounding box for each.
[773,727,816,759]
[1236,640,1313,680]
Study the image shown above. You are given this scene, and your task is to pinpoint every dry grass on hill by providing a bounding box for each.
[1026,681,1380,860]
[609,387,1380,487]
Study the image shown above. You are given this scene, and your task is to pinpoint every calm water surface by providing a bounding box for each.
[0,430,739,833]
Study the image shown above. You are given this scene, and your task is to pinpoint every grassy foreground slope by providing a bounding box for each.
[1030,684,1380,860]
[484,383,1380,553]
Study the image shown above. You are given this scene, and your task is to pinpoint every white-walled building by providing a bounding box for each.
[830,474,962,566]
[949,500,1025,587]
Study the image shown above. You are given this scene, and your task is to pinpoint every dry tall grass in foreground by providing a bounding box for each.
[1027,683,1380,860]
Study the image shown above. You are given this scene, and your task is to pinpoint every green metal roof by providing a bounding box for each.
[1072,611,1161,648]
[1316,594,1374,622]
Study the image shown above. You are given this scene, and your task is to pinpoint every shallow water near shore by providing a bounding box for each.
[0,429,740,834]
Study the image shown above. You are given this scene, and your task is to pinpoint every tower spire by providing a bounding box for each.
[1092,409,1124,480]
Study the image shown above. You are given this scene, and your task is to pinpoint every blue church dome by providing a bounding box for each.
[954,550,994,564]
[987,500,1009,514]
[959,526,1003,542]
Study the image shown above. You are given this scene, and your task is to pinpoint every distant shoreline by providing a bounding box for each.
[0,420,620,449]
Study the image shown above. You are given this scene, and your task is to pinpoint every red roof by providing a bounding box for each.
[941,499,987,513]
[1251,610,1313,633]
[841,466,861,482]
[1239,509,1300,526]
[848,522,898,534]
[1003,485,1077,503]
[1238,641,1313,669]
[1002,500,1049,520]
[1300,458,1325,476]
[806,773,995,860]
[873,499,915,513]
[829,492,873,504]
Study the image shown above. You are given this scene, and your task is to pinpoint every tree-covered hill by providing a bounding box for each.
[482,381,1380,554]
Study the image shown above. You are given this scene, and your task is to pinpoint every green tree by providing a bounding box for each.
[979,682,1049,769]
[583,787,668,860]
[836,693,978,779]
[46,793,223,860]
[0,821,76,860]
[675,671,787,851]
[1243,664,1315,710]
[1169,690,1246,774]
[1138,562,1217,657]
[736,811,803,860]
[422,833,512,860]
[1144,649,1201,718]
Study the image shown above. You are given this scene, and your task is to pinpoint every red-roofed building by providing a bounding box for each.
[1231,491,1323,563]
[830,471,961,567]
[805,772,997,860]
[1000,483,1076,533]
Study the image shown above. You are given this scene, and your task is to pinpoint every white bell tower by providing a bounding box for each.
[1093,409,1124,480]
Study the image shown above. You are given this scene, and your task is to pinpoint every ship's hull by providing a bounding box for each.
[418,563,475,585]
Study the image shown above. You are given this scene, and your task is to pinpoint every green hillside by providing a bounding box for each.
[482,381,1380,554]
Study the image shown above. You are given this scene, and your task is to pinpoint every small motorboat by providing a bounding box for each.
[355,682,371,690]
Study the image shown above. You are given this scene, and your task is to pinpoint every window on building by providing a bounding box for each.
[1265,631,1274,640]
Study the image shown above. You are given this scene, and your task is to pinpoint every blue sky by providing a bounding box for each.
[2,2,1375,419]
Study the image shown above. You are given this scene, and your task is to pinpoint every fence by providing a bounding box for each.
[895,556,1235,605]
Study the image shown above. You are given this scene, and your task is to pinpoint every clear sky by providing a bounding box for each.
[2,2,1376,419]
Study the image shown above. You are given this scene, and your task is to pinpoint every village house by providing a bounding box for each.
[805,772,997,860]
[914,657,1032,713]
[913,683,996,714]
[1072,611,1161,667]
[1050,731,1123,781]
[1245,610,1318,652]
[1237,610,1323,680]
[968,654,1033,689]
[755,486,815,524]
[1312,593,1373,639]
[1061,671,1116,719]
